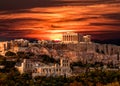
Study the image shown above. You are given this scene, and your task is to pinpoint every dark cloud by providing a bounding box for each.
[0,9,54,15]
[76,30,120,41]
[0,18,44,23]
[0,0,64,11]
[0,9,30,14]
[0,0,120,11]
[102,13,120,21]
[57,17,99,22]
[91,31,120,40]
[0,29,31,39]
[0,29,37,41]
[51,25,62,28]
[0,18,45,28]
[78,31,120,39]
[90,22,120,26]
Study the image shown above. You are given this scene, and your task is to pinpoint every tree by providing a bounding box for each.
[5,51,16,56]
[41,55,57,63]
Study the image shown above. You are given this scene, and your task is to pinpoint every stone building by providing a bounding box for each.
[83,35,91,42]
[62,32,91,44]
[15,57,72,77]
[0,41,11,55]
[62,32,83,43]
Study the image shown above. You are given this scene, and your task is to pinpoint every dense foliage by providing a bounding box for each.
[0,54,120,86]
[0,62,120,86]
[40,55,59,64]
[5,51,16,56]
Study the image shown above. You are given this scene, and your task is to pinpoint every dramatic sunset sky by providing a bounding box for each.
[0,0,120,41]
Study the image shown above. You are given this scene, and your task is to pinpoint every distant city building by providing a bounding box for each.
[0,41,11,55]
[13,46,28,53]
[0,36,120,70]
[83,35,91,42]
[13,39,29,47]
[15,57,72,77]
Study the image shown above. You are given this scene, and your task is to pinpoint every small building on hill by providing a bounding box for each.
[15,57,72,77]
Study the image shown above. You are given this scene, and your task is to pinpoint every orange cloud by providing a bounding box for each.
[0,2,120,40]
